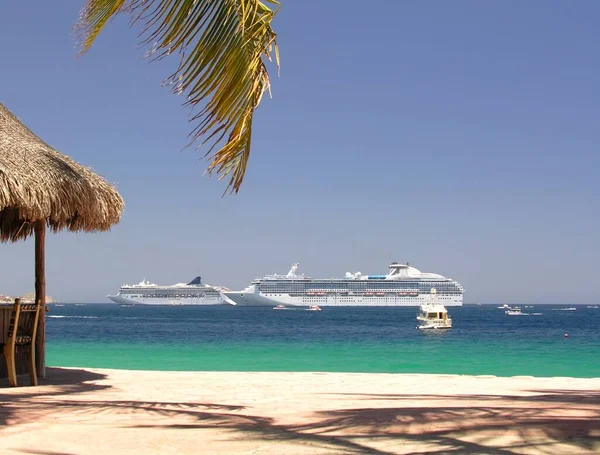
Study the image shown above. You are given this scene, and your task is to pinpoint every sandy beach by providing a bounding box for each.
[1,368,599,454]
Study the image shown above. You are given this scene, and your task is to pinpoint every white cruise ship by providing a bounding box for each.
[223,262,464,307]
[107,277,229,306]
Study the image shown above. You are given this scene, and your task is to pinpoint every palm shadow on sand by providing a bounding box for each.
[2,368,599,454]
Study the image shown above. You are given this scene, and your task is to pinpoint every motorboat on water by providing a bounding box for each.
[499,303,524,311]
[273,304,287,310]
[417,289,452,330]
[307,305,322,311]
[505,307,526,316]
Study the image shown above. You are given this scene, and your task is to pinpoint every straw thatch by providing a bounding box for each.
[0,102,124,241]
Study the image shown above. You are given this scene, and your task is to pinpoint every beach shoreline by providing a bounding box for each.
[2,367,600,454]
[47,366,600,380]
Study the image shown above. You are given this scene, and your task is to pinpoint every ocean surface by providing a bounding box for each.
[46,304,600,378]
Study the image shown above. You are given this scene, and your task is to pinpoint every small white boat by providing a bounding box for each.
[273,304,287,310]
[500,303,526,312]
[587,306,599,309]
[505,307,526,316]
[417,289,452,330]
[306,305,322,311]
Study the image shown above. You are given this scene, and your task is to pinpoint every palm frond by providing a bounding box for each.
[76,0,280,193]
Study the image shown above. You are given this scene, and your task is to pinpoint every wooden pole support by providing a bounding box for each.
[34,220,46,378]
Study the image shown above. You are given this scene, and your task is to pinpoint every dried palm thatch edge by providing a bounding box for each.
[0,103,124,242]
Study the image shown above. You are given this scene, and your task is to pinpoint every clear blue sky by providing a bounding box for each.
[1,1,599,304]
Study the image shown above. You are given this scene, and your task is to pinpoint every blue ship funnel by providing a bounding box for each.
[187,276,202,285]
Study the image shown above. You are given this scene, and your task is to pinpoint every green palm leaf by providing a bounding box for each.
[76,0,280,193]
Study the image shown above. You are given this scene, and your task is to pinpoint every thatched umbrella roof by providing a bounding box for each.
[0,102,124,241]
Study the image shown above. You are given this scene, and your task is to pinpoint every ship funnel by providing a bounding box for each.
[286,263,299,278]
[187,276,202,285]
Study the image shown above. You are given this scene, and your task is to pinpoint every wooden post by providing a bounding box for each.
[5,298,21,387]
[34,220,46,378]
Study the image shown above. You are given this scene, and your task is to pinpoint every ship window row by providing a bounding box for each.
[260,289,463,295]
[138,294,207,298]
[259,283,461,292]
[259,281,457,287]
[265,291,462,296]
[121,290,215,294]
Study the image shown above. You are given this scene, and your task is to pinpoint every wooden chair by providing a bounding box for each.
[0,298,42,386]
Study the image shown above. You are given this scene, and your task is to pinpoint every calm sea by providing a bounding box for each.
[47,304,600,378]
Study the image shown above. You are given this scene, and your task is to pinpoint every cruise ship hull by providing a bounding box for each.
[223,291,463,307]
[108,275,231,306]
[108,294,228,306]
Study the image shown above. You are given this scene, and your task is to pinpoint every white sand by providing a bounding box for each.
[1,368,599,454]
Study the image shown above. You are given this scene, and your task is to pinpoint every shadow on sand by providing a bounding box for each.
[1,368,599,454]
[0,367,111,426]
[129,390,600,454]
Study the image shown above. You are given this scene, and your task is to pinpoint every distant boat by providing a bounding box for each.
[306,305,322,311]
[551,307,577,311]
[273,304,287,310]
[506,307,526,316]
[587,306,599,309]
[499,303,523,311]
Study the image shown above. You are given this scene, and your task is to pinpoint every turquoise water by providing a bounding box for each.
[47,304,600,377]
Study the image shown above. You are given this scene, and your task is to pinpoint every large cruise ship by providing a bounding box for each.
[223,262,464,307]
[107,277,229,305]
